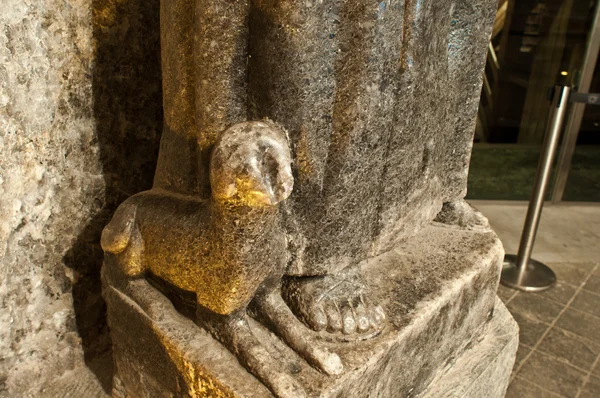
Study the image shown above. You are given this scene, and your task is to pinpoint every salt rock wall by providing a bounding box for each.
[0,0,162,395]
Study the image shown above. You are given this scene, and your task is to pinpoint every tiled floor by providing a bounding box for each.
[473,202,600,398]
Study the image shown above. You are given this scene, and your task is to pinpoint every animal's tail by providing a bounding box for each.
[101,202,137,254]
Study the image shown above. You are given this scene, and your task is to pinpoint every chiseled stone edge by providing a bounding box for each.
[103,271,272,398]
[419,298,519,398]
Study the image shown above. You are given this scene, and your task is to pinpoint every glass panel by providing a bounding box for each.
[563,58,600,201]
[466,0,598,200]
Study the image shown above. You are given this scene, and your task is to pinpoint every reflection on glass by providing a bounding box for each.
[563,59,600,201]
[467,0,599,201]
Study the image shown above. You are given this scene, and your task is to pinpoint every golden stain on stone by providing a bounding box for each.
[162,337,236,398]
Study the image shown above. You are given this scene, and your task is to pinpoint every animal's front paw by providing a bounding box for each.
[210,120,294,207]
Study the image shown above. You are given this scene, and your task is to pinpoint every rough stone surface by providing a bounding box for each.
[104,223,506,397]
[37,353,112,398]
[1,0,501,395]
[35,298,518,398]
[0,0,162,395]
[0,0,94,393]
[419,298,519,398]
[155,0,499,275]
[100,2,501,391]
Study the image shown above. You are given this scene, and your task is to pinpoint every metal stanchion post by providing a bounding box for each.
[501,85,570,292]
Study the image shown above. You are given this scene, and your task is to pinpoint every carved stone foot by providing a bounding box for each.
[282,266,386,339]
[198,309,308,398]
[434,199,490,230]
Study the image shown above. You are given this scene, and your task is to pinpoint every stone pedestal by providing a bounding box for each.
[419,299,518,398]
[104,223,517,397]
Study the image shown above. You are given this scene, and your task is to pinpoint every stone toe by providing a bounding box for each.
[341,302,356,335]
[370,304,386,329]
[354,300,370,333]
[324,301,342,333]
[309,305,327,332]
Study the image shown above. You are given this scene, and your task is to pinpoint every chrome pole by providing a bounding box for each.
[501,85,570,292]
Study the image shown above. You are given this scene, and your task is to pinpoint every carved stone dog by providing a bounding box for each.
[102,121,342,397]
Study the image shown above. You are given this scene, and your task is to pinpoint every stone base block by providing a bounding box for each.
[419,298,518,398]
[104,223,514,397]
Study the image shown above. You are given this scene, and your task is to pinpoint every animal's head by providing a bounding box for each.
[210,120,294,207]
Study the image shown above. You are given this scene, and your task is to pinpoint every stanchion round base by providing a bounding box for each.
[501,254,557,292]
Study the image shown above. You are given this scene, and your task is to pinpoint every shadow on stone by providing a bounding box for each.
[62,0,163,393]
